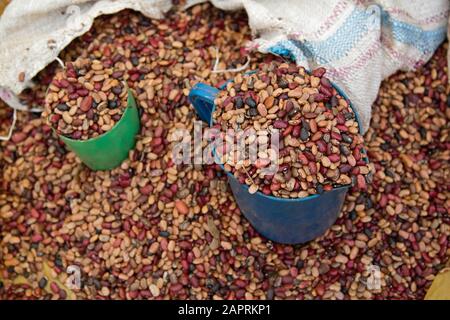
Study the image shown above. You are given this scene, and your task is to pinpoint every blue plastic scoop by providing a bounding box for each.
[189,78,366,244]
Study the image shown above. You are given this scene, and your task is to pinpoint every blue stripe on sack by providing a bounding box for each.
[269,41,307,64]
[382,12,447,55]
[268,6,446,63]
[269,45,294,59]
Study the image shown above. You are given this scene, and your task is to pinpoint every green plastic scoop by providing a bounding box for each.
[57,89,140,171]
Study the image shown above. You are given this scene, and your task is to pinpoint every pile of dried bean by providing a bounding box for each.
[213,61,371,197]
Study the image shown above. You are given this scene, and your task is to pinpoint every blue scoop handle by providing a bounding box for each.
[188,83,220,126]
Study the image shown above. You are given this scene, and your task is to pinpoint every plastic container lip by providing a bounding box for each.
[51,90,133,144]
[212,70,368,203]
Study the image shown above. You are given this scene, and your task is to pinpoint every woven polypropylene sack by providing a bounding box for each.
[200,0,449,132]
[0,0,171,111]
